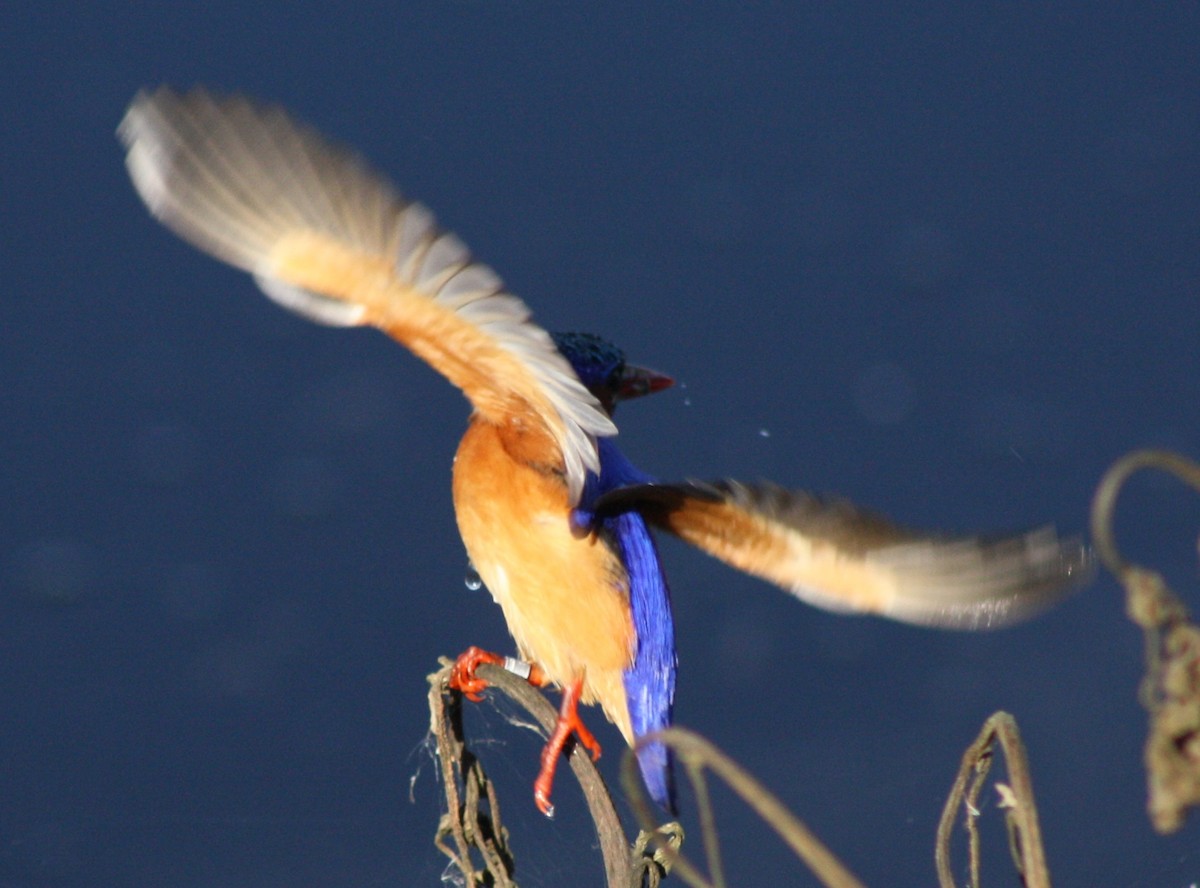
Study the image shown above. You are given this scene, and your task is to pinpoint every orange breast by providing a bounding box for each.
[451,416,636,741]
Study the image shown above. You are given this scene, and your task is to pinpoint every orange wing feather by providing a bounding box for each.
[594,480,1092,629]
[119,86,614,503]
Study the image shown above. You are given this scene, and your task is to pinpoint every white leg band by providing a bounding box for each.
[503,657,532,680]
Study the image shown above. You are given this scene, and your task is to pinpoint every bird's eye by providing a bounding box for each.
[606,364,626,393]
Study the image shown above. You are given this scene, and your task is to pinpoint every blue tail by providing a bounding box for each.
[585,439,678,812]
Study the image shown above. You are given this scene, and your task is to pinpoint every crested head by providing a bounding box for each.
[551,332,626,393]
[551,331,674,414]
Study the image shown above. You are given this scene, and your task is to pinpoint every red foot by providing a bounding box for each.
[449,646,547,701]
[533,676,603,818]
[448,646,503,701]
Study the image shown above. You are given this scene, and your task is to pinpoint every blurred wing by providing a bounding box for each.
[593,480,1092,629]
[118,86,614,503]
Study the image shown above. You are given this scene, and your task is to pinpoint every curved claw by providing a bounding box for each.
[448,646,504,702]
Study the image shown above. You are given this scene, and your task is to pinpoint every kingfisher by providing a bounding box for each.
[119,87,1090,816]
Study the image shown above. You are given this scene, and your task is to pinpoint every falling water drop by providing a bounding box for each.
[464,563,483,592]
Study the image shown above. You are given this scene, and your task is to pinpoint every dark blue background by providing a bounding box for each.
[4,5,1199,885]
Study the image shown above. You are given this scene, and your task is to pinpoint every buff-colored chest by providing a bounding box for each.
[451,417,636,740]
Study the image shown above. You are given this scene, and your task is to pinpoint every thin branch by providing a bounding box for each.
[620,727,867,888]
[935,712,1050,888]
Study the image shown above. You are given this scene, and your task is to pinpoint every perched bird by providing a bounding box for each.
[119,87,1091,816]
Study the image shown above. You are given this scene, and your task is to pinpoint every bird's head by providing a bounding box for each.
[551,332,674,415]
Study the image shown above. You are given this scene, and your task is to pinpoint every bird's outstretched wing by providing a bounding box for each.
[592,480,1091,629]
[119,86,614,504]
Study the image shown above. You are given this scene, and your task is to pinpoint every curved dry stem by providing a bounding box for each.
[935,711,1050,888]
[1090,449,1200,833]
[620,726,866,888]
[1090,448,1200,576]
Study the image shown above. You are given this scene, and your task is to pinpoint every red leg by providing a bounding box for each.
[533,676,602,818]
[449,645,547,701]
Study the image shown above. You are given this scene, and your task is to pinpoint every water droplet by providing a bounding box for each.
[758,428,771,438]
[464,564,483,592]
[683,397,692,407]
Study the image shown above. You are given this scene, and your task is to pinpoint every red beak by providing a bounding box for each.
[617,363,675,402]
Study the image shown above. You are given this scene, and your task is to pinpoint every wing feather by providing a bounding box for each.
[119,86,614,502]
[594,480,1092,629]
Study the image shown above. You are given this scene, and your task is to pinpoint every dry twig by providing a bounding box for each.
[620,726,866,888]
[1091,448,1200,833]
[935,711,1050,888]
